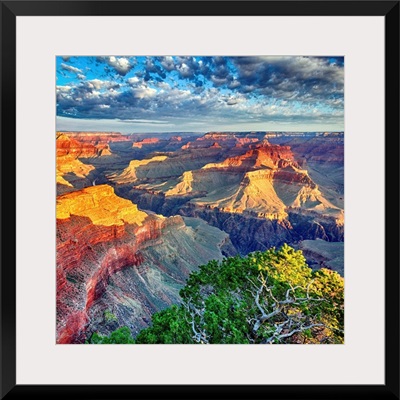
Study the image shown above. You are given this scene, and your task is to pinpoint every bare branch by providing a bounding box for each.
[254,283,267,317]
[182,299,210,344]
[265,323,325,343]
[264,285,280,305]
[306,279,314,299]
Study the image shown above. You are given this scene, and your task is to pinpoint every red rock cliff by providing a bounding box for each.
[56,185,179,343]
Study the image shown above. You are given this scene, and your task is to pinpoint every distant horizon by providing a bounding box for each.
[57,56,344,133]
[56,129,344,135]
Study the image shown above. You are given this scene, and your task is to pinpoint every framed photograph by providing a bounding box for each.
[1,0,399,398]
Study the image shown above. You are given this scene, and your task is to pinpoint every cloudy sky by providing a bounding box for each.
[56,56,344,133]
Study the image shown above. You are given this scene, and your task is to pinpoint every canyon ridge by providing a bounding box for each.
[56,130,344,343]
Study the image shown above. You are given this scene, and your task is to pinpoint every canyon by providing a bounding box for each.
[56,130,344,343]
[56,184,234,343]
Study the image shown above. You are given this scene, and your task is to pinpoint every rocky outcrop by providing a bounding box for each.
[267,133,344,208]
[57,185,154,343]
[59,131,132,144]
[107,156,168,183]
[57,133,99,158]
[59,131,151,194]
[151,141,340,221]
[56,185,234,343]
[56,131,344,343]
[296,239,344,276]
[265,132,344,163]
[56,134,96,193]
[178,203,343,255]
[109,132,344,259]
[108,148,226,186]
[57,185,148,225]
[132,138,161,148]
[235,137,260,146]
[201,141,296,170]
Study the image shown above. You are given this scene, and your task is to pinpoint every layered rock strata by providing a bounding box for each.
[56,185,233,343]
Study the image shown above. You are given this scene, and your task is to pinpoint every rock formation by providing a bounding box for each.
[56,134,96,193]
[56,184,234,343]
[110,133,344,255]
[56,131,344,343]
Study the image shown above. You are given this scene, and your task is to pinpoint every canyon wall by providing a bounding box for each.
[56,185,234,343]
[56,131,344,343]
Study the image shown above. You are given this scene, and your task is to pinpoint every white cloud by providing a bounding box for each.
[106,56,133,75]
[131,86,156,99]
[160,56,175,71]
[177,62,192,77]
[60,63,83,74]
[88,79,105,90]
[57,56,344,132]
[127,77,140,85]
[56,85,72,93]
[156,82,170,90]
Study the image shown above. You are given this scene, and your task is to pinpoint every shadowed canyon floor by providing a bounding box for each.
[56,131,344,343]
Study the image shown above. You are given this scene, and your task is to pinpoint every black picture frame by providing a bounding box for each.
[1,1,399,399]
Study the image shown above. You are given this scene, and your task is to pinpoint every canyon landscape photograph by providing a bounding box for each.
[56,56,344,344]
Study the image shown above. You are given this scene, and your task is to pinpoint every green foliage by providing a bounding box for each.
[135,305,193,344]
[104,309,117,323]
[88,326,135,344]
[135,243,345,344]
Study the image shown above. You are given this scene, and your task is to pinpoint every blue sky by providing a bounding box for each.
[56,56,344,133]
